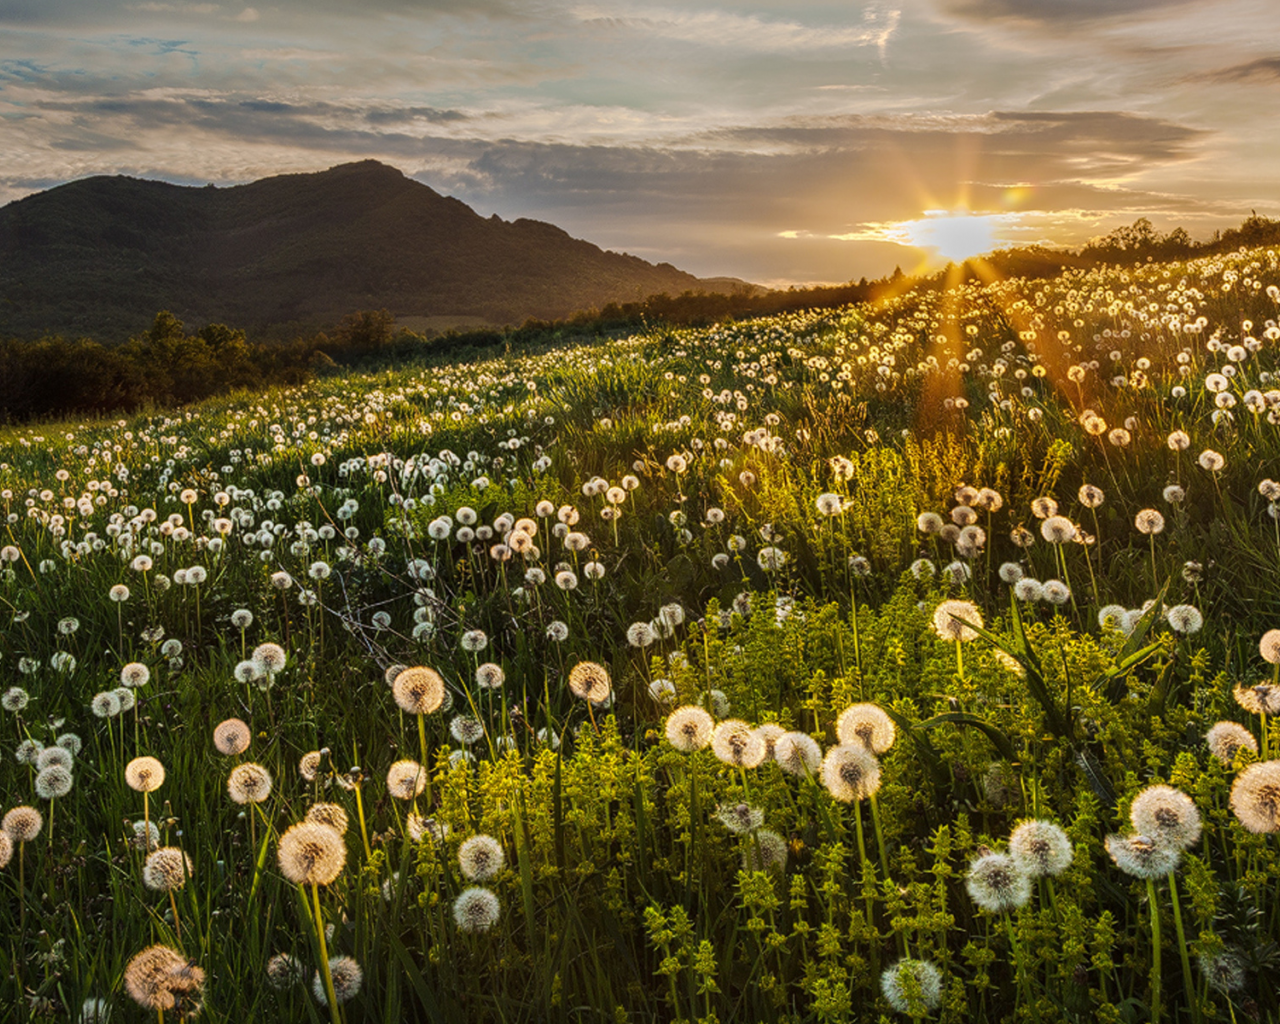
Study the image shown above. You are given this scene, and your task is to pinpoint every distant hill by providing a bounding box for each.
[0,160,709,339]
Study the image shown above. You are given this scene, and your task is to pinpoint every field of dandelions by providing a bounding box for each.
[4,246,1280,1024]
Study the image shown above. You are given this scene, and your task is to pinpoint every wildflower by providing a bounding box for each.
[115,687,137,712]
[266,953,304,990]
[665,706,714,752]
[3,806,42,842]
[931,600,983,642]
[757,546,788,571]
[252,642,288,675]
[881,958,944,1016]
[835,704,895,754]
[916,512,943,534]
[627,622,657,647]
[1040,516,1075,543]
[1259,629,1280,665]
[1229,760,1280,832]
[821,744,881,802]
[648,678,677,703]
[1165,604,1203,634]
[1167,430,1190,451]
[125,757,165,793]
[998,562,1023,584]
[313,956,362,1005]
[458,835,505,880]
[1030,496,1058,519]
[278,821,346,885]
[1198,449,1225,472]
[393,666,446,714]
[120,662,150,688]
[475,663,505,689]
[910,558,935,579]
[302,803,348,836]
[546,620,569,641]
[815,493,843,516]
[1,687,29,712]
[711,720,767,768]
[454,886,501,932]
[1011,578,1042,603]
[966,852,1032,912]
[143,847,192,892]
[35,764,73,800]
[1105,833,1181,878]
[36,744,73,771]
[228,763,273,804]
[213,718,251,756]
[123,944,205,1013]
[773,732,822,776]
[1042,580,1072,606]
[291,751,322,788]
[1163,484,1185,504]
[450,716,485,744]
[715,802,765,834]
[735,829,784,872]
[1098,605,1127,631]
[1198,950,1247,993]
[1206,722,1257,764]
[1234,682,1280,716]
[702,689,731,717]
[1134,509,1165,535]
[387,759,427,801]
[234,660,262,685]
[1009,820,1073,878]
[567,661,612,704]
[1130,785,1201,849]
[230,609,254,629]
[1077,483,1105,508]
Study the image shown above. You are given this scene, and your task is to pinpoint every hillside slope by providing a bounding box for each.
[0,160,705,338]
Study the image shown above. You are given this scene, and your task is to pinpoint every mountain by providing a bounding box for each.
[0,160,707,338]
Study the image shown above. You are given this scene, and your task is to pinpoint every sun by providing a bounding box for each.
[899,210,1000,263]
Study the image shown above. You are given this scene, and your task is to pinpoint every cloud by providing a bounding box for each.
[937,0,1197,26]
[1193,56,1280,84]
[570,2,900,54]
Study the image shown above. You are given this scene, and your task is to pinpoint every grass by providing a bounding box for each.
[1,245,1280,1021]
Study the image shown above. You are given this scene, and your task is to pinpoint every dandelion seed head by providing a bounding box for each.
[567,661,612,703]
[475,662,505,689]
[1039,516,1075,544]
[143,847,192,892]
[835,704,895,754]
[715,802,764,834]
[386,759,427,800]
[664,706,714,752]
[741,828,788,872]
[1259,629,1280,665]
[1206,721,1257,764]
[227,762,273,804]
[450,715,485,744]
[3,805,42,842]
[252,642,287,675]
[966,852,1032,912]
[123,944,205,1013]
[821,744,881,802]
[1229,760,1280,833]
[1,686,29,712]
[1105,833,1181,878]
[313,956,363,1005]
[35,765,73,799]
[931,599,983,642]
[36,745,73,772]
[880,958,944,1016]
[1130,785,1201,849]
[120,662,150,688]
[454,886,501,932]
[393,666,446,714]
[213,718,251,756]
[299,750,323,782]
[125,756,165,793]
[266,953,303,991]
[1042,579,1072,606]
[277,821,346,885]
[1234,682,1280,716]
[1008,820,1073,878]
[1199,950,1247,994]
[458,834,505,880]
[711,719,767,768]
[773,732,822,776]
[306,802,349,834]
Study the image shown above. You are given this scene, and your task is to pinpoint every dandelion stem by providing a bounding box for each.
[353,780,372,861]
[311,882,343,1024]
[1147,875,1162,1024]
[1167,871,1200,1024]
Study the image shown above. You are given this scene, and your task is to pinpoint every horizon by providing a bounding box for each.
[3,1,1278,287]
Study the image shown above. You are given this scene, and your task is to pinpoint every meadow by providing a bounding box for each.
[2,245,1280,1023]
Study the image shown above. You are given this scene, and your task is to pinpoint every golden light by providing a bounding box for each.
[896,210,1000,263]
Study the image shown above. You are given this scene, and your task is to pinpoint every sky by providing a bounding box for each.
[2,0,1278,286]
